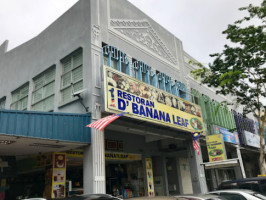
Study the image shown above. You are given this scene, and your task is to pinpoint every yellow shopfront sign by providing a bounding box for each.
[105,152,141,161]
[206,134,226,162]
[104,66,205,134]
[65,150,141,161]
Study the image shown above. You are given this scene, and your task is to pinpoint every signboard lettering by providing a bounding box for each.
[104,66,205,133]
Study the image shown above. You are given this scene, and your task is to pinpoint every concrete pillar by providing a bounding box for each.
[236,145,246,178]
[187,140,208,194]
[83,128,105,194]
[210,169,218,189]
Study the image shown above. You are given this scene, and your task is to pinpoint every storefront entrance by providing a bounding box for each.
[105,150,145,199]
[166,157,180,195]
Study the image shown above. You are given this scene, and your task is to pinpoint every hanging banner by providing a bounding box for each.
[206,134,226,162]
[145,158,155,197]
[51,153,66,199]
[213,125,239,144]
[243,130,264,148]
[104,66,205,134]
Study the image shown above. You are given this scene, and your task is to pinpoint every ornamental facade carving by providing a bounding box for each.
[110,19,177,65]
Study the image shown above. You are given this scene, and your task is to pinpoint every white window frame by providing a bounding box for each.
[11,83,29,110]
[60,48,83,104]
[31,66,56,111]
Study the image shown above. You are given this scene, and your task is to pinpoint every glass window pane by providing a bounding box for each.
[73,81,83,93]
[62,87,72,103]
[34,75,44,90]
[111,59,117,70]
[62,58,71,73]
[21,97,28,110]
[20,85,29,98]
[73,52,82,68]
[32,89,43,103]
[44,96,54,111]
[142,72,146,82]
[45,68,55,83]
[11,102,18,110]
[121,62,127,74]
[62,72,71,87]
[44,82,55,98]
[72,66,82,83]
[32,101,43,111]
[12,92,20,102]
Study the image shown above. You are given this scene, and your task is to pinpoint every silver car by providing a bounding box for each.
[175,194,226,200]
[208,189,266,200]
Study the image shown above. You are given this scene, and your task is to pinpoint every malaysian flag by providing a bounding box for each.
[86,112,128,131]
[193,139,200,155]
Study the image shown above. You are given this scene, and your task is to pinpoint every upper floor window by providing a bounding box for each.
[193,96,199,105]
[157,71,166,91]
[172,81,188,101]
[132,60,151,84]
[61,48,83,103]
[32,66,55,111]
[150,69,158,88]
[102,44,130,75]
[0,97,6,109]
[11,83,29,110]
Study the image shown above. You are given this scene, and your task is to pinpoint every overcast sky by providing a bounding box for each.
[0,0,262,64]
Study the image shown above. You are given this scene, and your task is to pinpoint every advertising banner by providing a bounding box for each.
[213,125,239,144]
[243,130,264,148]
[206,134,226,162]
[51,153,66,199]
[145,158,155,197]
[104,66,205,134]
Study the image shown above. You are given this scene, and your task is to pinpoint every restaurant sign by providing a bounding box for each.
[105,152,141,160]
[104,66,205,134]
[206,134,226,162]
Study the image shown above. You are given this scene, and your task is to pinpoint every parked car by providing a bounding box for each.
[129,197,189,200]
[53,193,123,200]
[175,194,226,200]
[208,189,266,200]
[217,177,266,195]
[23,199,47,200]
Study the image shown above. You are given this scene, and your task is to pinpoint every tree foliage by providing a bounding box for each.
[191,1,266,174]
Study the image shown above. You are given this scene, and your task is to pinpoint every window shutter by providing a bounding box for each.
[31,66,55,111]
[61,48,83,104]
[72,66,82,83]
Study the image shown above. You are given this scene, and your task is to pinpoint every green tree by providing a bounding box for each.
[191,1,266,174]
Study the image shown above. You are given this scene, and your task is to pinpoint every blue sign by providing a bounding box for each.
[213,125,239,144]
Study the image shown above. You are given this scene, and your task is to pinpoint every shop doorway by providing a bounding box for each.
[166,157,180,195]
[106,160,145,198]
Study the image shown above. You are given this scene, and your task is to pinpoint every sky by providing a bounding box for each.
[0,0,263,64]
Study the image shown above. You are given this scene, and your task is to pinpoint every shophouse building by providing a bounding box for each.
[0,0,263,199]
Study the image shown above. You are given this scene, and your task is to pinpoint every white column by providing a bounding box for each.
[236,145,246,178]
[187,140,208,194]
[83,128,105,194]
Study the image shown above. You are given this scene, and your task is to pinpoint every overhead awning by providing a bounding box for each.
[0,110,91,143]
[202,158,239,169]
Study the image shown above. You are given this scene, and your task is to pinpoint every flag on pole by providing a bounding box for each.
[193,139,200,155]
[86,112,128,131]
[192,131,202,155]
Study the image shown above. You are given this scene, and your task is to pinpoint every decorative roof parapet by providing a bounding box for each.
[110,19,178,65]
